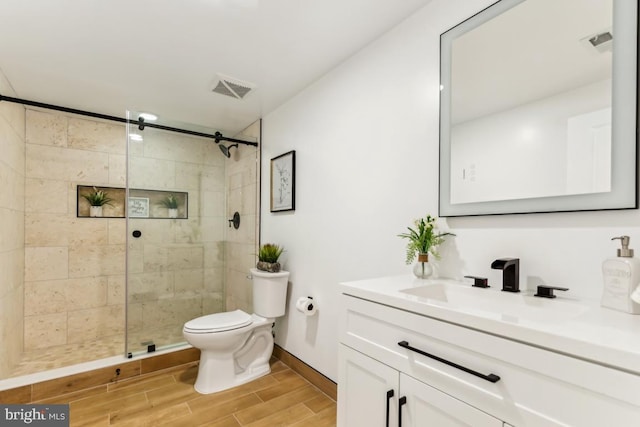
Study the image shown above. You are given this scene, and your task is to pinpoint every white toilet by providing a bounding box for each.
[183,268,289,394]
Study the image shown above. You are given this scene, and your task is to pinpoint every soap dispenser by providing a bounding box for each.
[601,236,640,314]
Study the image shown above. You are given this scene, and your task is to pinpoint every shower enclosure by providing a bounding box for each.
[0,100,260,381]
[125,112,260,357]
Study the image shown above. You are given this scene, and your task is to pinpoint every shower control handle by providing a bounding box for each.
[228,212,240,229]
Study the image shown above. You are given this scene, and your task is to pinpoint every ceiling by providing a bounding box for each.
[0,0,432,135]
[451,0,613,124]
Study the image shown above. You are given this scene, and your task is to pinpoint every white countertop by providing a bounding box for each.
[340,275,640,376]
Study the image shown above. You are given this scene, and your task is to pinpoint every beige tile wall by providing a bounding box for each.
[0,69,26,377]
[224,120,260,313]
[23,108,126,352]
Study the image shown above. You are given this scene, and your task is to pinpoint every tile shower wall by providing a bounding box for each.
[0,70,26,377]
[224,120,260,313]
[24,108,127,351]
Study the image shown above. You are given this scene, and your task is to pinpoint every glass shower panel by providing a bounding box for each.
[125,112,227,356]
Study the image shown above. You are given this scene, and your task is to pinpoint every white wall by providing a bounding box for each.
[261,0,640,382]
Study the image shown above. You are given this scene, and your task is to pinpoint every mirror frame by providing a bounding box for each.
[439,0,638,217]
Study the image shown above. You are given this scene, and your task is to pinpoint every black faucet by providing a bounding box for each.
[491,258,520,292]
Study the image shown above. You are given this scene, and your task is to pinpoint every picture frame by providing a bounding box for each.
[128,197,150,218]
[270,150,296,212]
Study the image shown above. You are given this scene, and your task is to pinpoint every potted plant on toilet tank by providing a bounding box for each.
[257,243,284,273]
[82,186,113,217]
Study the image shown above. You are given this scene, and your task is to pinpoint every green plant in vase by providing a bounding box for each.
[82,187,113,217]
[398,214,455,278]
[257,243,284,273]
[82,187,113,206]
[160,194,179,218]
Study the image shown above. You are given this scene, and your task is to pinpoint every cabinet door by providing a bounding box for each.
[399,374,502,427]
[338,344,399,427]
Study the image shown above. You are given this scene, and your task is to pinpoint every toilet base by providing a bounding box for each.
[192,321,275,394]
[194,358,271,394]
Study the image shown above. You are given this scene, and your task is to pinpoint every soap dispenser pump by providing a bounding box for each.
[601,236,640,314]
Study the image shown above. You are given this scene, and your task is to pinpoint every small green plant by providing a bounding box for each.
[82,187,113,207]
[398,214,455,264]
[160,194,179,209]
[258,243,284,263]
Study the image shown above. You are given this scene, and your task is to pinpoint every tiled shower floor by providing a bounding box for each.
[9,328,186,378]
[9,336,125,378]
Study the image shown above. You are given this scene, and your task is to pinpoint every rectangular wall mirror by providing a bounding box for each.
[439,0,638,216]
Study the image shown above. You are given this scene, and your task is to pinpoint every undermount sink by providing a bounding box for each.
[399,282,590,323]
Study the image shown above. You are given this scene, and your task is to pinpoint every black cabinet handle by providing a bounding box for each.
[398,396,407,426]
[385,389,394,427]
[398,341,500,383]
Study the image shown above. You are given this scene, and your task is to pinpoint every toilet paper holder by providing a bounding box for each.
[296,296,317,316]
[304,297,314,311]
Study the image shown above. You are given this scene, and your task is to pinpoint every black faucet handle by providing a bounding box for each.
[534,285,569,299]
[464,275,489,288]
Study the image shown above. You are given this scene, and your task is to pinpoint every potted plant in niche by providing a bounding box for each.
[160,194,179,218]
[256,243,284,273]
[398,214,455,278]
[82,187,113,217]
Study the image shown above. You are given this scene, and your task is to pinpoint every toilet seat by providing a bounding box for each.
[184,310,252,333]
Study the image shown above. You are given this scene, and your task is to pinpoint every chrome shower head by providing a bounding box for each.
[219,143,238,158]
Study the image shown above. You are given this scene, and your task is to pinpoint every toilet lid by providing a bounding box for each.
[184,309,252,333]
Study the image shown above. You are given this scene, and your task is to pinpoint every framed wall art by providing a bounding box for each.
[128,197,150,218]
[270,150,296,212]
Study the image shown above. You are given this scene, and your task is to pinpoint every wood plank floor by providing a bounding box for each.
[34,359,336,427]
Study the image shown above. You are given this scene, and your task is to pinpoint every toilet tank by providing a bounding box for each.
[251,268,290,318]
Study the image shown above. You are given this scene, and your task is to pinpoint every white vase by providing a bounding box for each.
[89,206,103,217]
[413,253,433,279]
[168,208,178,218]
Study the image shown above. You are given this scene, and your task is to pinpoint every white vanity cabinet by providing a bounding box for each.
[339,344,503,426]
[338,291,640,427]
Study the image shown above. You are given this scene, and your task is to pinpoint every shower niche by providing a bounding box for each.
[127,189,188,219]
[76,185,188,219]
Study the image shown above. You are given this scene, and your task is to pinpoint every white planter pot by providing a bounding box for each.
[168,208,178,218]
[89,206,103,217]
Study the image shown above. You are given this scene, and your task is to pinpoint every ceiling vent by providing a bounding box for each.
[581,29,613,54]
[211,74,255,99]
